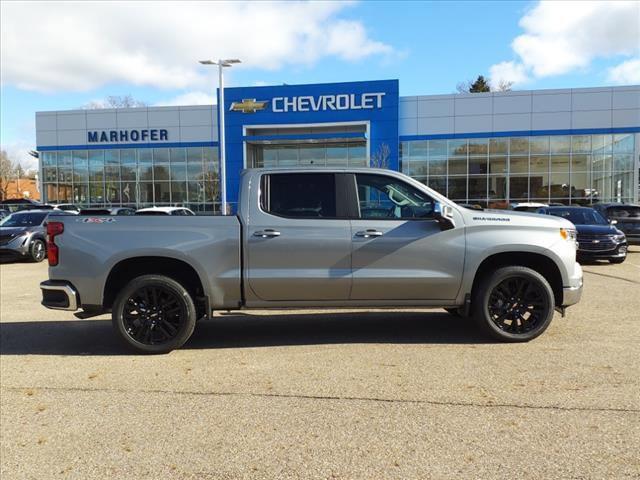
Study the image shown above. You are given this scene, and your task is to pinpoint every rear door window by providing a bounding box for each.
[261,173,337,218]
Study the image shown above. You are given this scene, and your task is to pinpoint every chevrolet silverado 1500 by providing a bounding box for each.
[40,168,583,353]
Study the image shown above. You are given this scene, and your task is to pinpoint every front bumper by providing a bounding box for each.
[0,242,30,259]
[562,283,583,307]
[577,242,627,260]
[562,262,583,307]
[40,280,79,311]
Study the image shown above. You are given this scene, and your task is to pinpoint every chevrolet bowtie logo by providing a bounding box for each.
[229,98,268,113]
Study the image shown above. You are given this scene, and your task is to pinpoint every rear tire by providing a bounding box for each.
[609,257,625,264]
[112,275,196,354]
[472,266,555,342]
[29,239,46,262]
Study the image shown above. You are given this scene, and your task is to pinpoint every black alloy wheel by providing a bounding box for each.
[123,285,185,345]
[473,266,555,342]
[112,275,196,354]
[487,276,549,335]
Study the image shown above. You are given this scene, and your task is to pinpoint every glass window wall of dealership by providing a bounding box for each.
[400,133,637,207]
[247,141,367,168]
[40,146,220,213]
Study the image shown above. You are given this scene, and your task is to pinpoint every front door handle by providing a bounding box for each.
[355,229,383,238]
[253,229,281,238]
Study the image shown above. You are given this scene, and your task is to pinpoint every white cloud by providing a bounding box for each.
[0,1,393,93]
[154,91,216,107]
[489,61,529,88]
[489,1,640,85]
[607,57,640,84]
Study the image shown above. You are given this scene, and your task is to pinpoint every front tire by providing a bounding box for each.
[609,257,626,264]
[473,266,555,342]
[112,275,196,354]
[29,239,46,262]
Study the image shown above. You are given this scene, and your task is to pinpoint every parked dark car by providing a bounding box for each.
[0,198,53,212]
[79,207,136,216]
[0,210,74,262]
[592,203,640,245]
[537,206,628,264]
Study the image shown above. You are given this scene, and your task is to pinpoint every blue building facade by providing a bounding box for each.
[36,80,640,211]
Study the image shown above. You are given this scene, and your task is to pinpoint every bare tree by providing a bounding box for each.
[0,150,16,201]
[494,80,514,92]
[82,95,148,109]
[456,80,473,94]
[370,143,391,169]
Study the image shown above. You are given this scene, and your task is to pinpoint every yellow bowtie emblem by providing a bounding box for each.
[229,98,268,113]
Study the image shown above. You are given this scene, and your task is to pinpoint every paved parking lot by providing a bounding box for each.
[1,251,639,479]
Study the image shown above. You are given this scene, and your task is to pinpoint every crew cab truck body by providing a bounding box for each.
[41,168,583,353]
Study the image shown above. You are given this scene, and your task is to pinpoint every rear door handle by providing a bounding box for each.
[253,229,281,238]
[355,229,383,238]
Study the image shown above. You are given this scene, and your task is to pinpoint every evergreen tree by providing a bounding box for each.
[469,75,491,93]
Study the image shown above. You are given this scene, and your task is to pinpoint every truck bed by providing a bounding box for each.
[49,215,242,310]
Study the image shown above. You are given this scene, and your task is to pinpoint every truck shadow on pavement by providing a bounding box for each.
[0,310,489,356]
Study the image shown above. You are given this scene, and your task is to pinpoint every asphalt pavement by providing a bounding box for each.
[1,251,639,479]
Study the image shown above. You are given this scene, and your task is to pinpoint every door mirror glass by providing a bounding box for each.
[433,201,455,230]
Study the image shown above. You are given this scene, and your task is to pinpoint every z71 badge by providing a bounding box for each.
[78,217,116,224]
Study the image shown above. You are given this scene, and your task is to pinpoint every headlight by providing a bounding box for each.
[560,228,577,242]
[613,234,626,242]
[11,232,29,245]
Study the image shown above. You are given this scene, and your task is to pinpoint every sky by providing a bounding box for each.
[1,0,639,171]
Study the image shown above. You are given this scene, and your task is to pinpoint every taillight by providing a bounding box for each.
[46,221,64,266]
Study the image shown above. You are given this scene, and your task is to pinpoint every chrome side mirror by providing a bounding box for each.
[610,219,618,225]
[433,201,455,230]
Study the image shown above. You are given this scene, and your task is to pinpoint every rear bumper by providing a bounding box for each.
[40,280,79,311]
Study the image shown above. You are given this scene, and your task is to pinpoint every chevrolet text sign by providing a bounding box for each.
[272,92,385,113]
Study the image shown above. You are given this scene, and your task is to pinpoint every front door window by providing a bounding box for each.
[355,173,435,219]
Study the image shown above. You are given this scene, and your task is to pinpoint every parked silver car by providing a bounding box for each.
[0,210,73,262]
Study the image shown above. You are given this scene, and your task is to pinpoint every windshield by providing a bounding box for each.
[0,212,48,227]
[514,206,542,212]
[548,208,608,225]
[606,206,640,218]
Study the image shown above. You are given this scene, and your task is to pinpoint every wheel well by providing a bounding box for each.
[471,252,563,306]
[103,257,206,310]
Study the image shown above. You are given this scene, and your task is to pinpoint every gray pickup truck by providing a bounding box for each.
[41,168,583,353]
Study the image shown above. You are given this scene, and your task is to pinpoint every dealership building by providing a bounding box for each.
[35,79,640,212]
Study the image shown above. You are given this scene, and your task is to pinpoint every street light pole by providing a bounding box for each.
[199,58,241,214]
